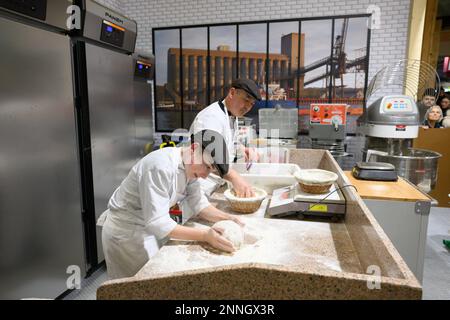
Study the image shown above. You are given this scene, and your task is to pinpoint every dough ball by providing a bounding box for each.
[212,220,244,249]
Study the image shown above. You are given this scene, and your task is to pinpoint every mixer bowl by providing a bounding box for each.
[364,148,441,193]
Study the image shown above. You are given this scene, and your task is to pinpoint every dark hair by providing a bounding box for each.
[437,94,450,108]
[422,88,436,98]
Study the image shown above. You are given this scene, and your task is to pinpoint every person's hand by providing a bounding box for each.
[227,214,245,227]
[232,178,255,198]
[203,227,235,253]
[244,147,259,163]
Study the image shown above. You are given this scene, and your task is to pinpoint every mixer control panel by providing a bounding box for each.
[310,104,347,125]
[382,96,414,113]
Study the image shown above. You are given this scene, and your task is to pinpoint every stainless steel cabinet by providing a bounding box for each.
[0,16,85,299]
[84,44,137,262]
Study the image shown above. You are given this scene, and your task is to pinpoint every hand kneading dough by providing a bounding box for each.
[212,220,244,249]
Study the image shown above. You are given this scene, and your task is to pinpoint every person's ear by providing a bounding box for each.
[191,142,199,152]
[191,142,204,164]
[229,87,236,98]
[186,143,198,164]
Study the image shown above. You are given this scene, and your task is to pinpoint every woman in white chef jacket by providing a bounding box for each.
[190,78,262,198]
[100,130,243,279]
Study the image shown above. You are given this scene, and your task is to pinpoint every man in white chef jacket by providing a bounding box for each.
[190,78,262,198]
[100,130,243,279]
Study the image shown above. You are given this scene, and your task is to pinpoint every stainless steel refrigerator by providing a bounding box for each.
[72,0,138,264]
[133,52,155,160]
[0,1,85,299]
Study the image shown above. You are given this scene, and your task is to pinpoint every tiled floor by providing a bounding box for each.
[63,207,450,300]
[62,264,108,300]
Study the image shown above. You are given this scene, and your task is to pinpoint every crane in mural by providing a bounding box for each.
[296,18,366,98]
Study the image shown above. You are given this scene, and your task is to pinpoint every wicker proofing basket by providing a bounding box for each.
[223,188,267,214]
[298,182,333,194]
[294,169,338,194]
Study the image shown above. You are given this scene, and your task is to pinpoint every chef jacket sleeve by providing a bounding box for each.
[138,169,178,240]
[183,179,211,215]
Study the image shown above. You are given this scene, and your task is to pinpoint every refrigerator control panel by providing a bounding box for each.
[134,60,152,79]
[0,0,47,21]
[100,20,125,48]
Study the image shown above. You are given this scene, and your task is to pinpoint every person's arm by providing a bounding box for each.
[139,170,178,240]
[223,168,255,198]
[182,178,213,217]
[242,145,259,162]
[169,204,246,252]
[171,180,244,252]
[168,224,235,253]
[197,205,244,226]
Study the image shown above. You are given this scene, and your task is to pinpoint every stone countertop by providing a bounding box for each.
[133,215,363,280]
[97,149,422,300]
[97,193,420,300]
[135,190,362,274]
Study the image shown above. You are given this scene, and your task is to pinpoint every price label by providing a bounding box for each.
[309,204,328,212]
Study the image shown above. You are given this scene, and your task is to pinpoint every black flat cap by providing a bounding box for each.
[190,130,230,178]
[231,78,261,101]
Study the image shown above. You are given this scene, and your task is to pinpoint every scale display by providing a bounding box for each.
[268,183,346,222]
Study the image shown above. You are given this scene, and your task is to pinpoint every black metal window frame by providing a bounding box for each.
[152,14,372,132]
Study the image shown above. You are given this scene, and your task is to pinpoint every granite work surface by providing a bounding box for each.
[134,216,363,279]
[97,196,420,299]
[97,149,422,299]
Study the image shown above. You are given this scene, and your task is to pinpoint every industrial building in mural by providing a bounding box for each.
[154,18,369,130]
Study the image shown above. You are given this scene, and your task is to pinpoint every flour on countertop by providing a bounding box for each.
[142,217,362,277]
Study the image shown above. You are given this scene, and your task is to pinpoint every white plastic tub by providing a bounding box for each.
[230,163,301,194]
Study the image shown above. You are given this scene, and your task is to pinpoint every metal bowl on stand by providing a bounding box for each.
[365,148,442,193]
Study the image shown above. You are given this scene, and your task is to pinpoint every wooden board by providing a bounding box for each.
[413,128,450,207]
[344,172,430,202]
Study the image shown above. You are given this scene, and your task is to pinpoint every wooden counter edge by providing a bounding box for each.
[344,171,431,202]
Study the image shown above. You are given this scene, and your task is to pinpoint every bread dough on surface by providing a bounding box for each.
[212,220,244,249]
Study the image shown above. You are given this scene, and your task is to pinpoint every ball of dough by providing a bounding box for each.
[212,220,244,249]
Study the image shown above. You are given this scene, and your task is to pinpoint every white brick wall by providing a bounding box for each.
[95,0,124,13]
[117,0,411,86]
[102,0,412,163]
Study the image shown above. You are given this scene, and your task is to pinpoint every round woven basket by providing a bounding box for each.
[294,169,338,194]
[223,188,267,214]
[298,182,333,194]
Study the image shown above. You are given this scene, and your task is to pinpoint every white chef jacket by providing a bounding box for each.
[101,147,210,279]
[187,100,240,204]
[190,100,239,162]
